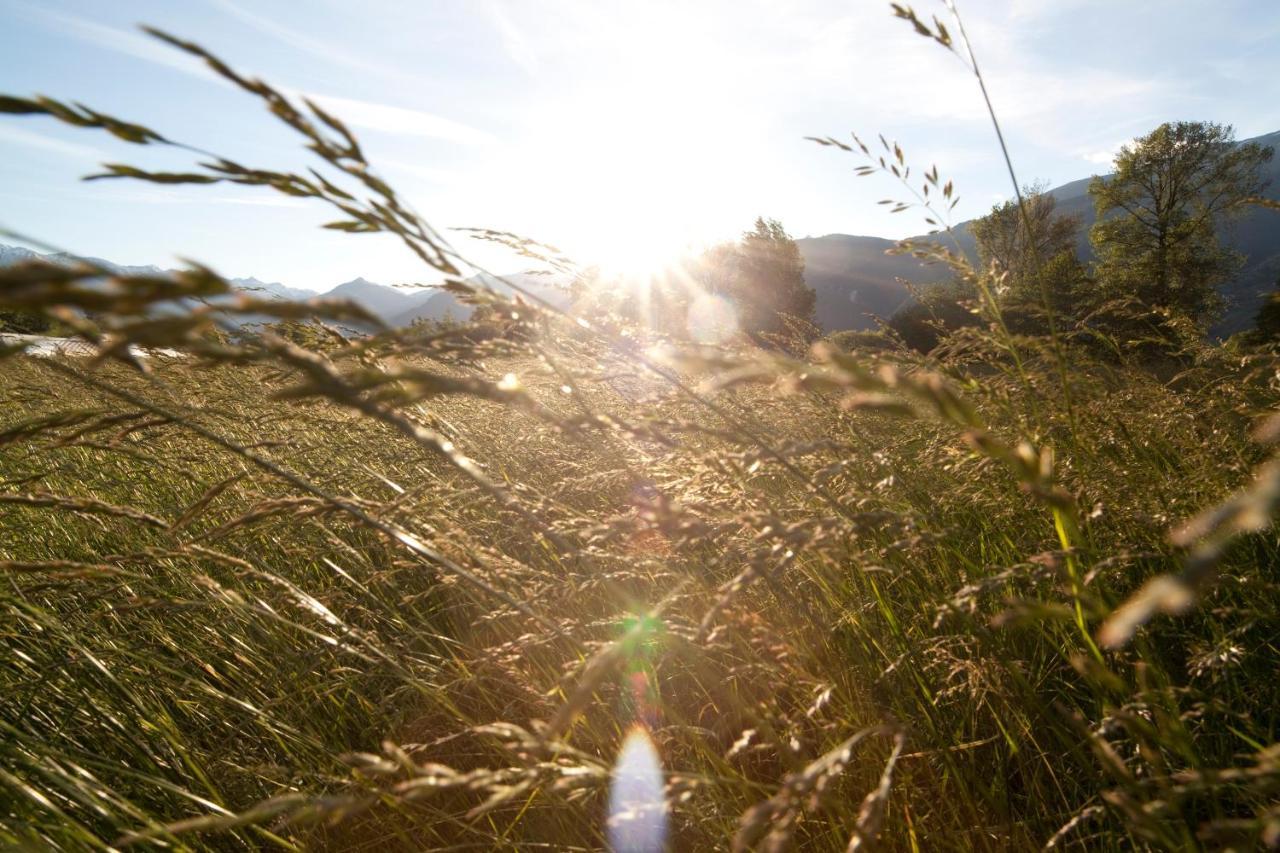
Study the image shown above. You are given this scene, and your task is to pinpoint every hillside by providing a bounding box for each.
[794,234,948,332]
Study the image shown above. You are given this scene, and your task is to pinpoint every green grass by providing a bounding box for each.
[1,331,1278,850]
[2,10,1279,848]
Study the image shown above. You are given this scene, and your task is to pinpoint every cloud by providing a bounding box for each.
[209,194,309,208]
[479,1,539,74]
[0,124,109,161]
[1007,0,1111,23]
[15,3,225,86]
[1080,134,1143,168]
[208,0,432,85]
[377,157,459,184]
[17,5,495,148]
[304,93,496,146]
[83,186,309,208]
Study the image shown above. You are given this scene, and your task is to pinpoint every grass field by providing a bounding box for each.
[2,325,1278,850]
[3,11,1280,848]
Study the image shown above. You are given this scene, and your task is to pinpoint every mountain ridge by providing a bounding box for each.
[4,129,1276,335]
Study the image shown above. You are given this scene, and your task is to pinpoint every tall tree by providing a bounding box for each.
[1089,121,1272,325]
[698,217,814,338]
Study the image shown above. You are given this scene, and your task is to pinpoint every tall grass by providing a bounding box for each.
[3,5,1280,851]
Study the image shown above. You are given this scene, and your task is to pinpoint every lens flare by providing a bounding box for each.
[685,292,738,344]
[608,726,667,853]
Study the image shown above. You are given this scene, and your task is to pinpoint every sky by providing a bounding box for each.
[2,0,1278,292]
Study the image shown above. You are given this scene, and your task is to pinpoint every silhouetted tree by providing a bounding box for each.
[697,218,814,338]
[1089,121,1272,326]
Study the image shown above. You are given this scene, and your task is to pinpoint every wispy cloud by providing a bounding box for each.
[1007,0,1111,24]
[0,179,308,211]
[304,93,495,146]
[209,194,310,208]
[1080,135,1142,168]
[17,4,495,148]
[0,124,108,161]
[78,186,309,208]
[14,3,224,86]
[377,157,460,184]
[480,1,539,74]
[208,0,432,85]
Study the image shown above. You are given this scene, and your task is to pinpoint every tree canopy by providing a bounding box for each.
[970,185,1088,326]
[1248,274,1280,343]
[696,217,814,339]
[1089,121,1273,325]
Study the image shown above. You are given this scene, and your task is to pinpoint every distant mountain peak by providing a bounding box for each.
[336,276,379,288]
[809,233,896,243]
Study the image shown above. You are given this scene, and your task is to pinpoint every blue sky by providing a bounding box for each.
[2,0,1278,291]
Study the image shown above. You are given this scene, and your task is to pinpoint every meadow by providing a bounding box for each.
[3,303,1279,850]
[3,11,1280,852]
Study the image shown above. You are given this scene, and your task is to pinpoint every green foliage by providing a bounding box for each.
[823,328,898,354]
[1089,121,1274,326]
[970,185,1091,324]
[0,309,51,334]
[989,251,1096,340]
[1249,275,1280,344]
[886,280,979,353]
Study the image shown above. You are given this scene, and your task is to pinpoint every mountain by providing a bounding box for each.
[327,277,420,322]
[389,290,469,326]
[1213,130,1280,333]
[5,128,1275,336]
[0,245,40,266]
[796,234,944,332]
[0,244,565,330]
[799,128,1280,336]
[0,246,328,326]
[229,277,316,302]
[42,251,167,279]
[387,272,572,327]
[0,246,318,301]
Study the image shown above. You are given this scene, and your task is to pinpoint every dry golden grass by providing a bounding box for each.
[3,8,1280,848]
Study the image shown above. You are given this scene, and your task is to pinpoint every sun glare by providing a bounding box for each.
[608,726,667,853]
[495,5,755,281]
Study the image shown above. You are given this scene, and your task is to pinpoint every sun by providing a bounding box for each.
[578,213,703,282]
[545,130,725,281]
[488,6,755,283]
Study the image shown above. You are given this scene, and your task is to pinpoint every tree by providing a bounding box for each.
[0,309,51,334]
[697,217,814,338]
[1089,121,1273,326]
[1248,274,1280,343]
[886,279,979,354]
[970,185,1086,319]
